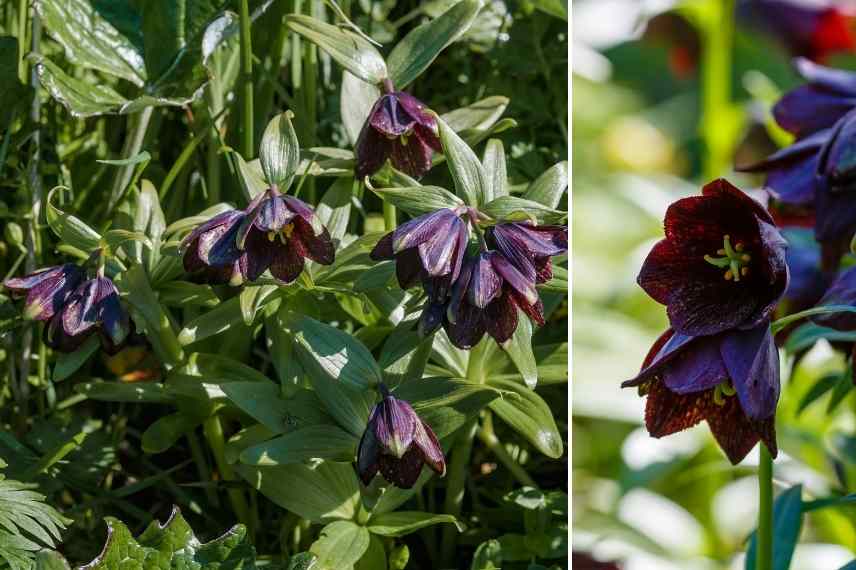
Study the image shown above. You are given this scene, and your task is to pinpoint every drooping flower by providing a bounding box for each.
[487,222,568,284]
[44,276,131,354]
[3,263,85,321]
[444,251,544,349]
[180,187,335,285]
[354,86,442,179]
[356,384,445,489]
[637,178,789,336]
[737,0,856,63]
[622,323,780,464]
[370,208,470,335]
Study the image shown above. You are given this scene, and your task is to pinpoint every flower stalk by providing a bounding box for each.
[757,445,774,570]
[240,0,254,159]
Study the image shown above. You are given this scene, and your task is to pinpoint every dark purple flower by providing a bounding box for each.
[737,0,856,63]
[180,187,335,285]
[44,276,131,354]
[3,263,85,321]
[444,250,544,349]
[354,89,442,179]
[811,265,856,330]
[781,227,829,309]
[487,222,568,284]
[638,179,789,336]
[356,385,445,489]
[622,323,780,464]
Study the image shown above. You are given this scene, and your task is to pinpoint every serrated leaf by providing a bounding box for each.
[260,111,300,189]
[386,0,483,89]
[285,15,387,84]
[367,512,462,537]
[487,379,563,458]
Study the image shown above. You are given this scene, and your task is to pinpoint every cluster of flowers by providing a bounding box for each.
[622,179,788,464]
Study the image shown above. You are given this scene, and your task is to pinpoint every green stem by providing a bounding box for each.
[240,0,254,158]
[383,201,396,231]
[770,304,856,333]
[108,106,153,210]
[757,445,774,570]
[440,418,477,567]
[203,416,252,527]
[476,412,536,487]
[699,0,736,180]
[17,0,27,83]
[187,430,219,507]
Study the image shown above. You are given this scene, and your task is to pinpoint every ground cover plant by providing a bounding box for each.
[0,1,568,569]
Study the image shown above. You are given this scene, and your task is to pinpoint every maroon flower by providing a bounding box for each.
[180,187,334,285]
[487,222,567,284]
[3,263,85,321]
[638,179,788,336]
[356,384,445,489]
[354,88,442,179]
[622,323,780,464]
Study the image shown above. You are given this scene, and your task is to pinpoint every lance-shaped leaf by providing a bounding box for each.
[234,154,269,200]
[45,187,102,252]
[310,521,371,570]
[369,184,464,217]
[387,0,483,89]
[500,309,538,388]
[487,379,563,458]
[524,161,568,209]
[285,15,387,85]
[341,71,381,145]
[437,114,491,207]
[481,195,567,225]
[315,177,354,242]
[367,512,463,537]
[239,425,358,466]
[394,378,501,440]
[482,139,508,199]
[260,111,301,189]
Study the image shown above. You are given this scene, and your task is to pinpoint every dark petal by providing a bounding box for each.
[720,324,780,420]
[738,130,828,205]
[447,255,475,322]
[643,379,710,438]
[370,233,395,260]
[395,248,424,289]
[794,57,856,96]
[396,92,435,128]
[378,447,424,489]
[182,237,206,273]
[820,111,856,192]
[199,214,244,266]
[706,395,777,464]
[814,178,856,242]
[283,196,322,232]
[392,209,457,253]
[489,226,537,283]
[98,291,130,349]
[418,301,445,337]
[269,243,305,283]
[448,219,469,284]
[666,279,759,337]
[62,279,109,337]
[751,220,790,319]
[699,178,774,225]
[254,195,293,232]
[773,85,856,136]
[356,412,381,486]
[490,253,538,306]
[485,292,519,344]
[636,239,695,306]
[242,229,276,281]
[813,265,856,330]
[374,395,419,458]
[293,222,335,265]
[18,264,84,321]
[660,334,727,395]
[44,313,94,353]
[445,298,486,349]
[468,252,503,308]
[413,123,442,153]
[494,223,568,258]
[354,124,393,179]
[413,419,445,476]
[390,136,435,179]
[622,329,695,389]
[4,265,66,294]
[417,216,463,277]
[535,257,553,284]
[370,93,419,137]
[178,210,243,255]
[509,287,545,327]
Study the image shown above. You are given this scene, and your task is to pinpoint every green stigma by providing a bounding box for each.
[712,381,737,406]
[704,235,751,282]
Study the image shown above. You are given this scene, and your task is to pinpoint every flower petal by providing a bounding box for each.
[355,124,393,179]
[706,395,777,464]
[773,85,856,136]
[390,136,434,179]
[490,254,538,306]
[468,252,503,308]
[254,195,292,232]
[445,299,486,349]
[356,410,381,486]
[269,243,305,283]
[485,293,519,343]
[374,395,418,458]
[392,209,457,252]
[417,216,463,277]
[720,324,780,420]
[242,229,277,281]
[378,447,424,489]
[812,265,856,330]
[413,419,445,476]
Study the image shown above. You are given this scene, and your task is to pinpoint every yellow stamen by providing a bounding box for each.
[724,270,733,281]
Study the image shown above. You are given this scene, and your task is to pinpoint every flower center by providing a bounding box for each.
[712,380,736,406]
[703,235,751,282]
[267,223,295,244]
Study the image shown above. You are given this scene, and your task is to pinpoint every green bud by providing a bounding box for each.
[389,544,409,570]
[5,222,24,249]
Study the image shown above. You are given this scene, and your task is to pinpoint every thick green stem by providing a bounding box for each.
[699,0,736,180]
[441,419,477,566]
[240,0,254,158]
[477,412,536,487]
[757,446,774,570]
[383,201,396,231]
[108,106,153,209]
[203,416,252,528]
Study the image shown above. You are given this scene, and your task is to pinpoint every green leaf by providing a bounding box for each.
[35,551,71,570]
[487,379,563,458]
[379,318,434,388]
[120,264,183,367]
[316,177,354,242]
[157,281,220,308]
[141,412,204,454]
[354,261,395,293]
[260,111,301,189]
[369,184,464,217]
[368,512,462,537]
[355,535,387,570]
[482,195,567,225]
[387,0,483,89]
[440,96,509,133]
[234,153,269,200]
[32,56,128,117]
[310,521,371,570]
[436,114,491,207]
[524,161,568,209]
[239,285,279,326]
[223,383,331,434]
[796,373,845,416]
[288,552,321,570]
[235,461,360,523]
[53,335,100,382]
[239,425,358,466]
[45,187,102,251]
[0,37,30,126]
[482,139,508,199]
[53,506,257,568]
[178,295,245,345]
[746,485,803,570]
[470,539,503,570]
[341,71,380,145]
[34,0,146,85]
[394,378,501,440]
[500,309,538,388]
[76,381,174,404]
[530,0,567,20]
[286,15,387,84]
[0,478,69,559]
[540,265,568,294]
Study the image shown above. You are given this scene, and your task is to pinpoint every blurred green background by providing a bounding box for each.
[573,1,856,568]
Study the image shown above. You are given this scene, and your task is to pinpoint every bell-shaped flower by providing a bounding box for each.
[180,209,248,286]
[488,222,568,284]
[637,179,789,336]
[622,323,780,464]
[355,90,442,179]
[3,263,85,321]
[45,276,131,354]
[356,385,445,489]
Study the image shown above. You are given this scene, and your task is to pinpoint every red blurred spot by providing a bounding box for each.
[812,9,856,61]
